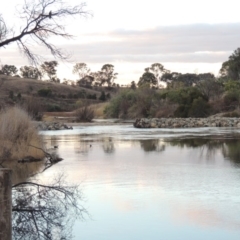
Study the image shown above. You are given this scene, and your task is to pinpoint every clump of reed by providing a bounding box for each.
[0,107,44,162]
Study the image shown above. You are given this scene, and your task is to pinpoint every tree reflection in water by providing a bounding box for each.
[12,173,87,240]
[140,140,165,152]
[102,138,115,154]
[2,148,87,240]
[169,138,240,166]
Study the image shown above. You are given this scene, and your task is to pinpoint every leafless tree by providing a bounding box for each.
[0,0,90,64]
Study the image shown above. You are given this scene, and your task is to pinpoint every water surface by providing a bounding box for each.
[40,125,240,240]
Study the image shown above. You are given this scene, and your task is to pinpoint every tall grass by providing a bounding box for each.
[0,107,44,162]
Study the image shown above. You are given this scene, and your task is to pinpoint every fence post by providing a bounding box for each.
[0,169,12,240]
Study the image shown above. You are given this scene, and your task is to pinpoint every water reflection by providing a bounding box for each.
[55,132,240,166]
[168,138,240,166]
[40,127,240,240]
[102,138,115,154]
[140,140,165,152]
[12,174,86,240]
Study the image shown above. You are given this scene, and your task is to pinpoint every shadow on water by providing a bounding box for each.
[2,151,87,239]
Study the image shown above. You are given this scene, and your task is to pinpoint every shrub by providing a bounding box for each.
[46,104,62,112]
[223,90,240,110]
[99,91,106,101]
[75,105,94,122]
[38,88,52,97]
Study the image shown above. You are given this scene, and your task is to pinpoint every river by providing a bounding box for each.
[39,124,240,240]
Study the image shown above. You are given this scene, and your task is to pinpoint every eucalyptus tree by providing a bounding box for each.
[41,61,59,82]
[0,64,18,76]
[20,66,42,80]
[73,63,91,80]
[220,48,240,80]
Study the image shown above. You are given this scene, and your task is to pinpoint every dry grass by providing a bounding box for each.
[90,102,109,118]
[0,74,99,97]
[0,107,44,162]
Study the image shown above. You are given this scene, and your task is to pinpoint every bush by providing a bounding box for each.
[223,90,240,110]
[38,88,52,97]
[0,107,44,161]
[75,105,94,122]
[99,91,106,101]
[46,104,62,112]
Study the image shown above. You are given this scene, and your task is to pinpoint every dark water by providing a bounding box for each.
[39,125,240,240]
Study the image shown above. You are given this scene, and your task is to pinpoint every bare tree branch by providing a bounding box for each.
[0,0,91,65]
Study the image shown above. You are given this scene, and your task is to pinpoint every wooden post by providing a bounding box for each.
[0,169,12,240]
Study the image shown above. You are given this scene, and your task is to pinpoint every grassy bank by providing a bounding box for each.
[0,107,44,162]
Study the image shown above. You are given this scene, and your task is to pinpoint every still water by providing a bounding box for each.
[40,124,240,240]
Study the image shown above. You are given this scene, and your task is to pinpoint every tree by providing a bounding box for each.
[73,63,91,79]
[41,61,59,82]
[138,72,157,88]
[93,64,118,87]
[150,63,169,84]
[20,65,42,79]
[138,63,169,88]
[130,81,137,90]
[0,64,18,76]
[220,48,240,80]
[0,0,90,64]
[196,78,223,100]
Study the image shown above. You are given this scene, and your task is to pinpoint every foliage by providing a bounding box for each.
[75,105,94,122]
[73,63,91,79]
[104,89,137,118]
[142,63,169,88]
[77,75,94,87]
[46,104,62,112]
[161,87,210,117]
[196,78,223,100]
[220,48,240,80]
[104,87,161,118]
[20,66,42,80]
[92,64,118,87]
[162,72,215,87]
[0,64,18,76]
[130,81,137,89]
[223,80,240,92]
[223,90,240,110]
[0,0,90,64]
[99,91,106,101]
[41,61,59,82]
[37,88,52,97]
[138,72,157,88]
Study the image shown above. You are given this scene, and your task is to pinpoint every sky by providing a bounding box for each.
[1,0,240,84]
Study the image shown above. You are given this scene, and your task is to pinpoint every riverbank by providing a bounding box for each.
[134,117,240,128]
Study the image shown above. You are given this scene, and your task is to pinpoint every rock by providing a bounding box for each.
[133,117,240,129]
[38,121,73,131]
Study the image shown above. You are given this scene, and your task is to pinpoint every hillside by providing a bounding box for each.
[0,75,109,112]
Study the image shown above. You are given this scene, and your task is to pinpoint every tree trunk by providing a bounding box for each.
[0,169,12,240]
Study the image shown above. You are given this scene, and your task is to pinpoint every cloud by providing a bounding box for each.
[62,23,240,64]
[1,23,239,82]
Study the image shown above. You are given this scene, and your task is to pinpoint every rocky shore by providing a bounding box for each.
[133,117,240,128]
[37,122,73,131]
